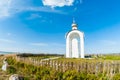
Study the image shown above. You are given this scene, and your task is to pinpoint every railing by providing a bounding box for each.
[15,56,120,76]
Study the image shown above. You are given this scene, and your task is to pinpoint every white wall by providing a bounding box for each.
[66,30,84,58]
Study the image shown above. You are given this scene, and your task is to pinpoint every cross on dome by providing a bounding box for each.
[73,18,75,23]
[72,18,78,30]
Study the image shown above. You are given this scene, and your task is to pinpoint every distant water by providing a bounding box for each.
[0,52,4,54]
[0,52,12,55]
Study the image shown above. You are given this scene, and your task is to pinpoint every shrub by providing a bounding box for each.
[15,62,25,68]
[30,66,37,74]
[86,74,97,80]
[23,77,29,80]
[77,73,86,80]
[56,71,63,80]
[7,57,16,65]
[113,74,120,80]
[7,65,17,74]
[40,68,50,75]
[34,73,41,80]
[63,70,78,80]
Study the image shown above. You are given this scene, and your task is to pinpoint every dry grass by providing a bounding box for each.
[0,56,10,80]
[0,54,18,80]
[0,54,119,80]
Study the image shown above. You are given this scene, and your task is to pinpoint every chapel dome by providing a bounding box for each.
[72,23,77,27]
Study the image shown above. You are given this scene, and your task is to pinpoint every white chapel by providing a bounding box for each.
[65,19,84,58]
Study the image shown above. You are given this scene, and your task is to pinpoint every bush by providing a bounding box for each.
[4,56,120,80]
[56,71,63,80]
[63,70,78,80]
[7,65,17,74]
[15,62,25,68]
[34,73,41,80]
[77,73,87,80]
[86,74,97,80]
[40,68,50,75]
[24,77,29,80]
[7,57,16,65]
[113,74,120,80]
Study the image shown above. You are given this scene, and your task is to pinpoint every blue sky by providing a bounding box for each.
[0,0,120,54]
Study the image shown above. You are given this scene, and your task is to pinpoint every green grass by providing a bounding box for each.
[0,54,120,80]
[92,54,120,60]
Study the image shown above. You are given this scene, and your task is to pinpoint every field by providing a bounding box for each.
[0,54,120,80]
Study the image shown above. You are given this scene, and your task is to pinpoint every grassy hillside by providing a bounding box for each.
[0,54,120,80]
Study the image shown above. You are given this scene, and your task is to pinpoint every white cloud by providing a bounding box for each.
[30,42,65,47]
[0,0,68,19]
[30,43,48,46]
[0,0,11,18]
[27,14,42,20]
[42,0,75,8]
[52,43,65,47]
[0,39,16,43]
[0,0,32,19]
[22,7,66,14]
